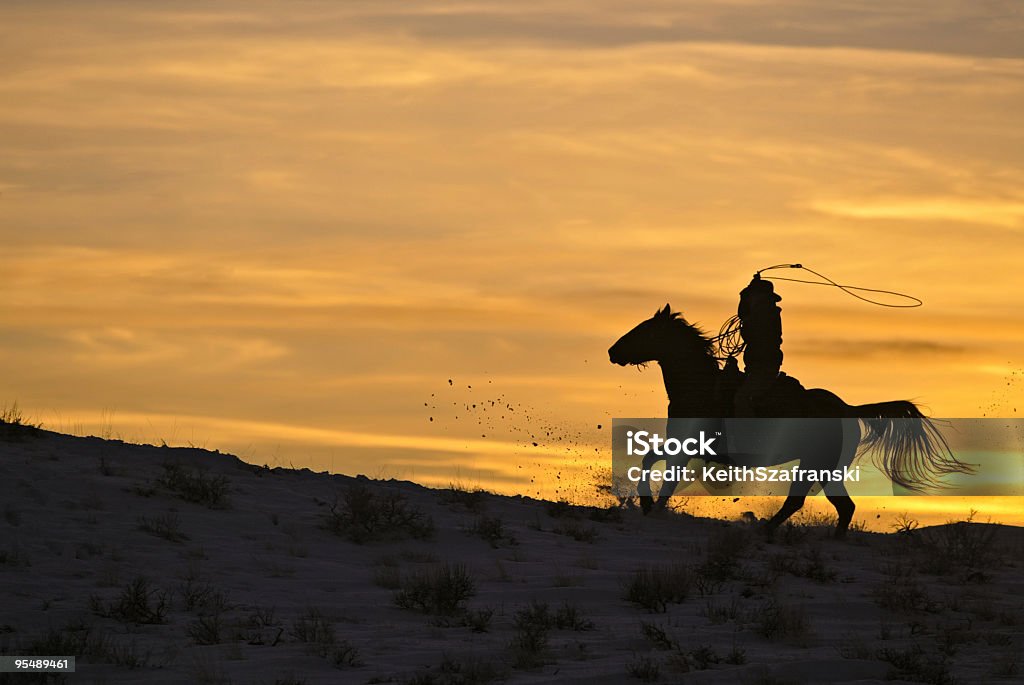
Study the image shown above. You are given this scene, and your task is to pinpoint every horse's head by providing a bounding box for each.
[608,303,681,367]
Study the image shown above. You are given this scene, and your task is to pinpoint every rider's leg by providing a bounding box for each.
[735,368,778,417]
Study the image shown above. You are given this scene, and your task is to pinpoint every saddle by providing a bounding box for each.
[715,362,807,418]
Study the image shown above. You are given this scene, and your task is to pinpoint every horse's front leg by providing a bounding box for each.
[649,456,691,512]
[637,452,658,514]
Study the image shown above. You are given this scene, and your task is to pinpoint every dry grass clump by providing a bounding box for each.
[877,644,954,685]
[324,483,434,544]
[21,621,153,669]
[753,598,809,642]
[697,526,749,591]
[90,576,169,625]
[918,511,1000,573]
[873,560,933,613]
[623,563,692,613]
[551,520,599,543]
[157,463,231,509]
[0,401,42,440]
[506,600,594,669]
[437,482,487,513]
[137,512,188,542]
[393,563,476,616]
[626,655,660,682]
[466,515,517,548]
[885,510,1002,581]
[406,654,505,685]
[768,546,837,583]
[290,607,364,668]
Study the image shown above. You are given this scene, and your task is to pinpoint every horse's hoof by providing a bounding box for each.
[640,498,653,515]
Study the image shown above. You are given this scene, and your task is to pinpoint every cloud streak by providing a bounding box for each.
[0,1,1022,504]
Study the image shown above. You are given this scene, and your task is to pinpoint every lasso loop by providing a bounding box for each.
[757,263,922,308]
[710,264,922,362]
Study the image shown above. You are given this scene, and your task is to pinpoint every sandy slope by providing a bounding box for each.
[1,425,1022,685]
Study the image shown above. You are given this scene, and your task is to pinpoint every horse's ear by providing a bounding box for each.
[661,303,672,316]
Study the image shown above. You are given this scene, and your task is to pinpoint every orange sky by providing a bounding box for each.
[1,1,1022,528]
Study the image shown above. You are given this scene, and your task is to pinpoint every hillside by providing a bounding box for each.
[1,425,1022,684]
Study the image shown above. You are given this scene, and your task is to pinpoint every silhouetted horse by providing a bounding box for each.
[608,304,971,537]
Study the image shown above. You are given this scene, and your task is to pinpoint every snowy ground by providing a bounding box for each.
[1,424,1022,684]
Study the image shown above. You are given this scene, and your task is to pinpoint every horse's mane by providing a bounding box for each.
[664,311,717,359]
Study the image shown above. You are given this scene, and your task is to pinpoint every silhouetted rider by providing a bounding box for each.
[735,274,782,417]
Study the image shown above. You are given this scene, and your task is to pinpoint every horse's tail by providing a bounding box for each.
[846,400,973,491]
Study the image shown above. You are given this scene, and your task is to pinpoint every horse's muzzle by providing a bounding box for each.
[608,347,628,366]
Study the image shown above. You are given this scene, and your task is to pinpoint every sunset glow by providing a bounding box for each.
[2,1,1022,528]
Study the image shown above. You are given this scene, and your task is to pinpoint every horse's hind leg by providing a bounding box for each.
[763,495,804,534]
[763,480,814,535]
[825,494,855,538]
[825,483,855,539]
[825,420,859,538]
